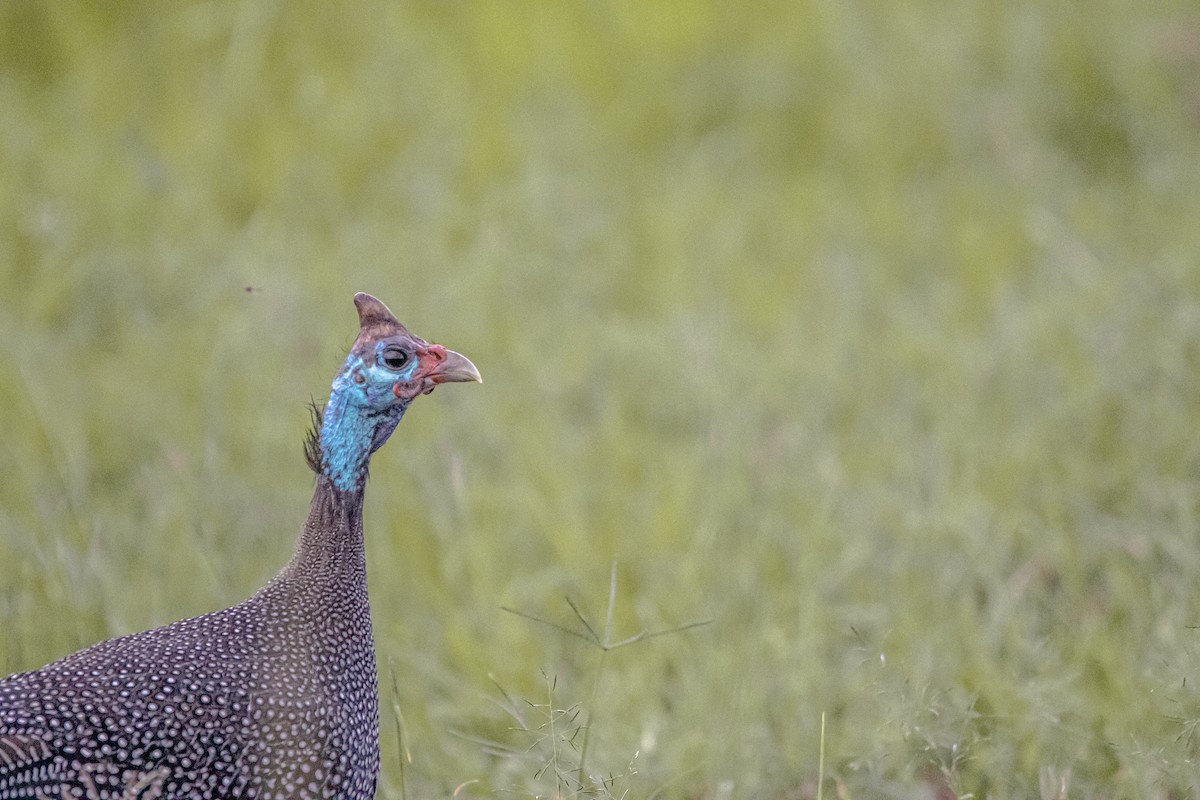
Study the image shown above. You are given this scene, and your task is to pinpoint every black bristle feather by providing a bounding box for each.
[304,399,324,474]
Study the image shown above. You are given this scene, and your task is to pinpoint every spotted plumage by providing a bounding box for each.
[0,294,480,799]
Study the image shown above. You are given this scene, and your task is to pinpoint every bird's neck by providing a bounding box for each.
[318,376,405,492]
[286,475,368,580]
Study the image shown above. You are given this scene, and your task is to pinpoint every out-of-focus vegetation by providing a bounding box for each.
[2,2,1200,797]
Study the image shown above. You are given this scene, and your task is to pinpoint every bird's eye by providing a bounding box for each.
[381,347,409,370]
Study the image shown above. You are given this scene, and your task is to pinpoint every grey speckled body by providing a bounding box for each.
[0,483,376,800]
[0,294,480,799]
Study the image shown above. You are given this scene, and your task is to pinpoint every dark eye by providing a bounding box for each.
[381,346,409,370]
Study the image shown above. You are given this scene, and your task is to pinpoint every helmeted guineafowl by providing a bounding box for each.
[0,293,481,799]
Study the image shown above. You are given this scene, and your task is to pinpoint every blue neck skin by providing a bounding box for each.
[319,349,417,492]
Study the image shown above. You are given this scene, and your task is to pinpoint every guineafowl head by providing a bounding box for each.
[312,292,481,491]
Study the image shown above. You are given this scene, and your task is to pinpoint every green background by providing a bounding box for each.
[2,2,1200,797]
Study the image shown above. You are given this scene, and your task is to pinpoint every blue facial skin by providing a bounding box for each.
[320,343,421,491]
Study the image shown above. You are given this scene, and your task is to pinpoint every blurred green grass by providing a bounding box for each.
[2,1,1200,797]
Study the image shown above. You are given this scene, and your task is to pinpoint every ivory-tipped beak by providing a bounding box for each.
[429,349,482,384]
